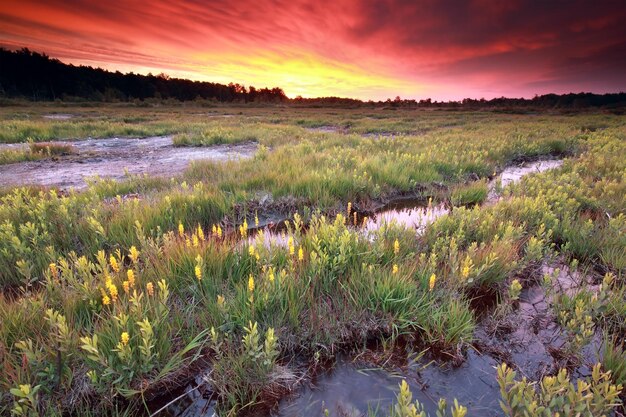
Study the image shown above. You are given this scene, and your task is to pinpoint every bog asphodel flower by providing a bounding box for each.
[197,225,205,241]
[195,265,202,281]
[429,273,436,291]
[461,256,473,280]
[298,247,304,261]
[393,239,400,255]
[102,294,111,306]
[104,274,113,290]
[248,274,255,293]
[109,255,120,273]
[288,236,295,256]
[268,268,275,283]
[127,269,135,287]
[255,212,259,227]
[249,245,256,257]
[178,222,185,237]
[120,332,130,346]
[217,294,225,307]
[49,263,59,280]
[122,280,130,294]
[217,225,222,239]
[109,284,118,301]
[129,246,139,264]
[192,234,199,247]
[392,264,399,274]
[239,219,248,237]
[146,282,154,296]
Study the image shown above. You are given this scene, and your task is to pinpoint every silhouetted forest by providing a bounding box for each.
[0,48,287,102]
[1,47,625,109]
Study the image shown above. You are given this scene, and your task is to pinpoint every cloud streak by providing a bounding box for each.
[1,0,624,99]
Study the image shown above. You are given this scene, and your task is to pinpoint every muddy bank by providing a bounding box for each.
[0,136,257,190]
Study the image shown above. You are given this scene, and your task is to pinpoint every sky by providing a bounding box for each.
[1,0,625,101]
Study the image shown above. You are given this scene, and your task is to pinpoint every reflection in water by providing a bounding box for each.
[499,160,563,189]
[275,352,501,417]
[362,201,449,234]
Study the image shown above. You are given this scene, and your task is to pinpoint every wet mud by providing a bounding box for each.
[0,136,257,189]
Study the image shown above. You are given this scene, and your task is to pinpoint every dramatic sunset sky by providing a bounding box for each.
[1,0,625,100]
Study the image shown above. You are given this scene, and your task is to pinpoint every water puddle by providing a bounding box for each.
[304,126,345,134]
[274,351,500,417]
[362,200,449,235]
[240,159,564,251]
[499,160,563,188]
[0,137,257,189]
[43,113,74,120]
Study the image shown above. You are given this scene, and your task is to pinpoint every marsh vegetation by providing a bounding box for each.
[0,105,624,416]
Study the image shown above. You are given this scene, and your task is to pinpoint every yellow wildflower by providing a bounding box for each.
[178,222,184,237]
[212,224,217,234]
[120,332,130,346]
[49,263,59,280]
[185,238,191,247]
[129,246,139,264]
[109,284,118,301]
[392,264,399,274]
[217,225,222,238]
[195,265,202,281]
[347,201,352,216]
[429,273,436,291]
[197,225,205,241]
[240,219,248,237]
[461,256,473,280]
[217,294,225,307]
[268,268,275,283]
[249,245,256,257]
[109,255,120,273]
[192,234,199,247]
[102,294,111,306]
[298,247,304,261]
[123,280,130,294]
[248,274,255,292]
[146,282,154,296]
[393,239,400,255]
[127,269,135,287]
[255,212,259,227]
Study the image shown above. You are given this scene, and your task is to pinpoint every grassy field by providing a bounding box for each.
[0,104,624,416]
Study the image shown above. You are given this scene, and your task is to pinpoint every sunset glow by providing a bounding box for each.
[1,0,625,100]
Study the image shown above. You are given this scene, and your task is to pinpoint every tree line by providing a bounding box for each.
[0,48,287,102]
[1,47,624,109]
